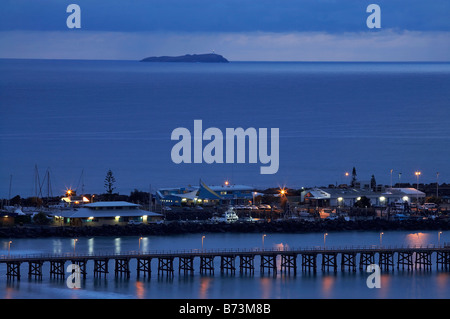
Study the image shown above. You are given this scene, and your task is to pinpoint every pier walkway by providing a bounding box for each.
[0,244,449,280]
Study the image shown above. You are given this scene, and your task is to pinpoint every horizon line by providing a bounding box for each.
[1,57,450,63]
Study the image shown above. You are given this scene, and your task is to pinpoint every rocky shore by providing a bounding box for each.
[0,218,449,239]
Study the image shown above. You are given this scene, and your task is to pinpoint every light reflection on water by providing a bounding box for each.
[405,232,432,247]
[0,230,448,299]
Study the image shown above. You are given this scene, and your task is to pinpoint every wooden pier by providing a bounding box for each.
[0,244,449,281]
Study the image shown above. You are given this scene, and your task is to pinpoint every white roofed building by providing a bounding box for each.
[56,201,162,226]
[301,187,425,208]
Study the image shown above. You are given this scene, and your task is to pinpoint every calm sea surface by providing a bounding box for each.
[0,60,450,196]
[0,230,449,299]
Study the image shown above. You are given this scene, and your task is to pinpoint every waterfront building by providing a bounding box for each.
[301,187,425,208]
[156,186,200,206]
[201,182,255,206]
[156,180,256,206]
[57,201,162,226]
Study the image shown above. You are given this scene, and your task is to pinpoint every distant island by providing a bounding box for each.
[140,53,229,63]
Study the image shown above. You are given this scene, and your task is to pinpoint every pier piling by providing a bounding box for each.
[359,252,375,271]
[71,259,87,279]
[301,253,317,273]
[415,251,432,270]
[260,254,277,275]
[136,257,152,278]
[28,261,43,280]
[94,258,109,278]
[158,257,174,277]
[49,260,65,279]
[341,252,357,272]
[6,261,21,280]
[322,253,337,272]
[114,258,131,278]
[379,251,395,271]
[220,255,236,274]
[280,254,297,275]
[239,255,255,275]
[200,255,215,275]
[179,256,194,275]
[397,252,414,270]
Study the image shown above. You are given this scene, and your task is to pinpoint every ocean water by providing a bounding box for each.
[0,230,449,299]
[0,60,450,196]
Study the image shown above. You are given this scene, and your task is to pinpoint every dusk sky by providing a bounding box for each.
[1,0,449,61]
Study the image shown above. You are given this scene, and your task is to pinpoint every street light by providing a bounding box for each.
[139,237,143,252]
[202,235,206,250]
[262,234,266,249]
[344,172,350,186]
[324,233,328,249]
[380,232,384,247]
[415,171,421,206]
[438,231,443,246]
[8,241,12,257]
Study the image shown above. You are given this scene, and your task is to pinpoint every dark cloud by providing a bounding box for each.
[1,0,449,33]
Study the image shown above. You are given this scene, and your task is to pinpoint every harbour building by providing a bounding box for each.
[57,201,162,226]
[156,180,256,207]
[301,187,425,207]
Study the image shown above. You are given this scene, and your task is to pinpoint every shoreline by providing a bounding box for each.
[1,218,449,239]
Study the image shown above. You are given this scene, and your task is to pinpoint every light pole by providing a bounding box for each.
[73,238,78,254]
[415,171,421,207]
[8,241,12,257]
[202,235,206,250]
[380,232,384,247]
[438,231,443,246]
[262,234,266,249]
[139,237,143,252]
[279,188,287,217]
[324,233,328,249]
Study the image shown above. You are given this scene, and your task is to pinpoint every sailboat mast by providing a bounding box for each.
[8,174,12,206]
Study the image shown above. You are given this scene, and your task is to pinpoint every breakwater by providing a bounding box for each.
[0,218,449,238]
